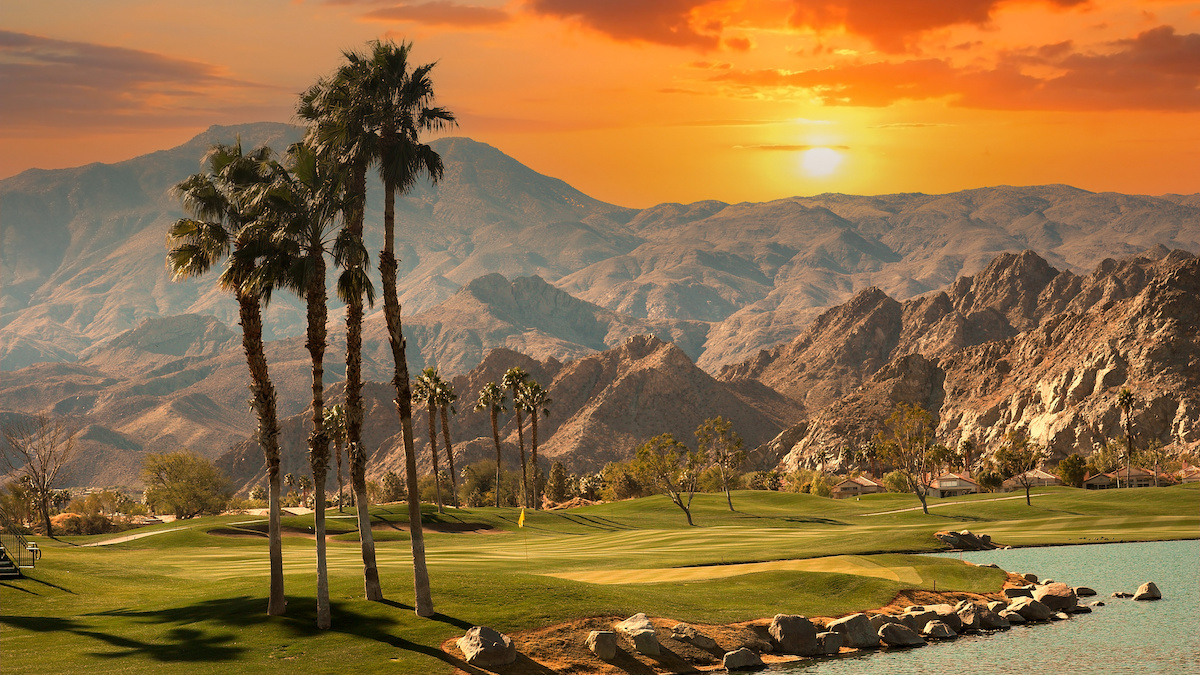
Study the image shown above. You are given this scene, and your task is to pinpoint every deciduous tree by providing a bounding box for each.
[632,433,706,526]
[875,403,939,514]
[141,451,233,519]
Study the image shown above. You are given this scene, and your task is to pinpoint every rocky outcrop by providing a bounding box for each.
[1133,582,1162,601]
[826,613,878,649]
[457,626,517,667]
[615,613,660,655]
[768,614,820,656]
[935,530,997,551]
[671,623,717,650]
[586,631,617,660]
[878,623,925,647]
[1033,582,1078,611]
[754,249,1200,478]
[722,647,765,671]
[1009,598,1054,622]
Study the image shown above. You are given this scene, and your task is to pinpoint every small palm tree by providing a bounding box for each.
[1117,388,1136,488]
[412,367,445,513]
[502,367,531,506]
[517,381,551,509]
[435,379,460,508]
[474,382,507,508]
[324,405,348,511]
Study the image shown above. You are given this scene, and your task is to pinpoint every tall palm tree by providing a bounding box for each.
[474,383,507,508]
[1118,388,1136,488]
[502,367,531,507]
[251,142,352,629]
[517,381,551,509]
[167,140,287,616]
[299,57,385,604]
[412,368,445,513]
[435,378,460,508]
[324,404,348,511]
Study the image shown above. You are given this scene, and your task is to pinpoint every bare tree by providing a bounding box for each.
[2,414,78,537]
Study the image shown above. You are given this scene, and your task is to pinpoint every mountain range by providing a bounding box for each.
[2,122,1199,488]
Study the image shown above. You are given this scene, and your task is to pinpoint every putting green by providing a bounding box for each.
[545,554,923,585]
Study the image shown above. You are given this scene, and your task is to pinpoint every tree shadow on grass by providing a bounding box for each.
[0,580,38,595]
[928,514,993,523]
[0,614,245,662]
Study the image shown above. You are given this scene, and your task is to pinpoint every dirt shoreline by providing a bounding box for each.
[441,569,1028,674]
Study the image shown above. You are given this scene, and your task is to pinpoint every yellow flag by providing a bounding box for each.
[518,508,525,528]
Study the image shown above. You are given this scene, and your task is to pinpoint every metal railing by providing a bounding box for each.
[0,511,40,568]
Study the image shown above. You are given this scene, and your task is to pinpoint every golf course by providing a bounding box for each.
[2,484,1197,673]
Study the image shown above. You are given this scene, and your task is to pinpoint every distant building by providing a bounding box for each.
[831,476,884,499]
[929,473,980,498]
[1083,466,1168,489]
[1178,465,1200,484]
[1001,468,1063,492]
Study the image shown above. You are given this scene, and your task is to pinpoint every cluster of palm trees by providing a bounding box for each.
[166,39,452,627]
[412,367,459,511]
[474,367,552,509]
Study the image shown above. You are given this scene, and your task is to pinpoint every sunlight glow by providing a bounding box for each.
[801,147,844,177]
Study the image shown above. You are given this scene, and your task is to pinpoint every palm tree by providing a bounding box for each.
[958,437,976,476]
[284,472,297,498]
[517,381,551,509]
[1118,388,1136,488]
[252,141,352,629]
[502,367,531,506]
[435,379,460,508]
[412,368,445,513]
[167,140,287,616]
[474,383,507,507]
[299,55,385,605]
[324,404,347,511]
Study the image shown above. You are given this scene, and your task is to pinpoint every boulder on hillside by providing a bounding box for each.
[826,613,878,649]
[1133,582,1162,601]
[1008,598,1053,622]
[457,626,517,667]
[817,631,843,655]
[1033,582,1078,611]
[878,623,925,647]
[586,631,617,660]
[723,647,765,671]
[768,614,820,656]
[671,623,717,650]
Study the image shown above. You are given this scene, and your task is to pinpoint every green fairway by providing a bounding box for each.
[2,484,1196,674]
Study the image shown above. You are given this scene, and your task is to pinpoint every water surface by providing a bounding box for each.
[773,539,1199,674]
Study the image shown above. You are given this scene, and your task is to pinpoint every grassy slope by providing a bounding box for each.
[1,484,1195,674]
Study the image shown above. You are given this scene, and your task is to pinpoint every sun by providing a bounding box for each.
[801,147,844,178]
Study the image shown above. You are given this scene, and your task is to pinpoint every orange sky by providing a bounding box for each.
[3,0,1199,207]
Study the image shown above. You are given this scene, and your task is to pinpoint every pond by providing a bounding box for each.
[772,539,1199,674]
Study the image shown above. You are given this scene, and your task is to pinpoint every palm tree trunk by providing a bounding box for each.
[440,406,458,507]
[346,162,382,602]
[514,406,527,507]
[306,257,332,629]
[380,174,432,617]
[237,289,286,616]
[530,411,540,509]
[491,411,502,508]
[427,400,443,513]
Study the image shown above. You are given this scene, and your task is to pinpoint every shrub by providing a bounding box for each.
[746,470,782,491]
[881,470,910,494]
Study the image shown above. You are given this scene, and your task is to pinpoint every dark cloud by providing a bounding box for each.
[0,31,273,133]
[527,0,722,50]
[714,26,1200,112]
[787,0,1088,52]
[361,2,511,26]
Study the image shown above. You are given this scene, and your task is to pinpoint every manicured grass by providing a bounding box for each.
[1,485,1195,673]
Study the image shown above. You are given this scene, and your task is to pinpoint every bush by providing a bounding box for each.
[746,470,782,491]
[381,471,406,503]
[141,451,233,519]
[881,470,910,494]
[807,474,832,497]
[52,512,116,535]
[545,461,571,503]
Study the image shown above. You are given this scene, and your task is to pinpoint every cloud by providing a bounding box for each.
[361,2,511,26]
[786,0,1090,52]
[0,31,275,133]
[527,0,723,50]
[714,26,1200,112]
